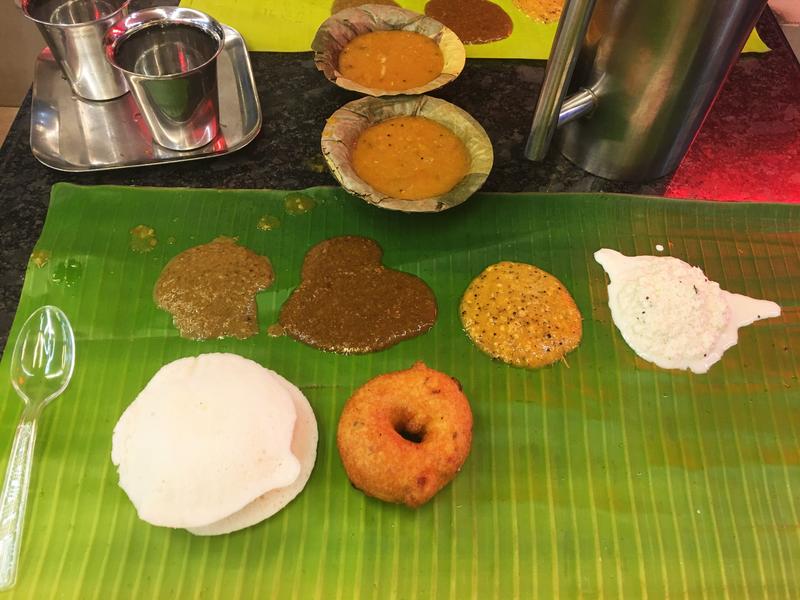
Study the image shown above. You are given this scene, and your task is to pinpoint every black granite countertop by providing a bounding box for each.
[0,10,796,351]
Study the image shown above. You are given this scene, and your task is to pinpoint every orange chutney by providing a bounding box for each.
[352,116,470,200]
[338,30,444,91]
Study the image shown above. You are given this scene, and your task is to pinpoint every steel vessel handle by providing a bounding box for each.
[525,0,598,161]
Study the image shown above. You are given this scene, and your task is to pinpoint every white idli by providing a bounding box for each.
[188,372,318,535]
[111,353,301,528]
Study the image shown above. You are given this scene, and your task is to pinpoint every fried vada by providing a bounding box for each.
[337,362,472,508]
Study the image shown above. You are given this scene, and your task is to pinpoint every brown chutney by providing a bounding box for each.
[278,236,437,353]
[424,0,513,45]
[154,237,274,340]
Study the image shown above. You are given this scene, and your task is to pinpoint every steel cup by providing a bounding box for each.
[22,0,130,101]
[104,7,225,151]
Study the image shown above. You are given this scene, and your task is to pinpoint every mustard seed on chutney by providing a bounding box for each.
[460,261,582,368]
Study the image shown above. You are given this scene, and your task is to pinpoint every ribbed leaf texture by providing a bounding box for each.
[0,184,797,598]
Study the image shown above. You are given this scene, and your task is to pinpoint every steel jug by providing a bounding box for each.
[525,0,768,181]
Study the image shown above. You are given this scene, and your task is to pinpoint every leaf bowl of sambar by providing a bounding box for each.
[321,95,493,213]
[312,4,466,97]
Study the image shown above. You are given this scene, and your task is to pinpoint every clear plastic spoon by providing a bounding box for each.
[0,306,75,591]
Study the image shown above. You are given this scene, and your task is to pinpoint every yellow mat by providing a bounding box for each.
[180,0,769,58]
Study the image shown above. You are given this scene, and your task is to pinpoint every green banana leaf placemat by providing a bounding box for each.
[0,183,798,598]
[178,0,769,58]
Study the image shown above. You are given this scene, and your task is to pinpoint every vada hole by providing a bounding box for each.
[394,422,425,444]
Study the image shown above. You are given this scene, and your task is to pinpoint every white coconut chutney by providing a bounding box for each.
[594,249,781,374]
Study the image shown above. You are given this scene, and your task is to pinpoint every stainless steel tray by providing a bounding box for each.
[30,25,261,172]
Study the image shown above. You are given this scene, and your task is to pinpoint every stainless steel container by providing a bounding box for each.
[21,0,130,101]
[525,0,768,181]
[104,7,224,151]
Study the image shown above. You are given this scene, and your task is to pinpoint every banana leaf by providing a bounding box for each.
[0,183,797,598]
